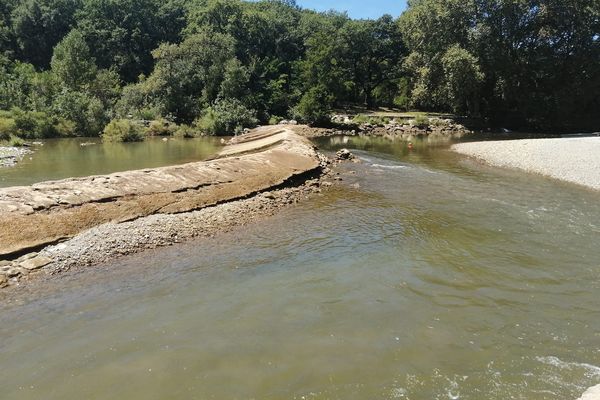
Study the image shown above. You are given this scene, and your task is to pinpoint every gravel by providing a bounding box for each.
[0,146,32,168]
[452,137,600,190]
[38,175,333,276]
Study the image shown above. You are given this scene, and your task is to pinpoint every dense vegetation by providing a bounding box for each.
[0,0,598,139]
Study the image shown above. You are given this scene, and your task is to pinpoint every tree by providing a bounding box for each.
[11,0,81,68]
[441,45,483,115]
[137,29,237,122]
[51,29,97,90]
[76,0,163,82]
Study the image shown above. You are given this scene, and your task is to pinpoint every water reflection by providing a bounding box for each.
[0,136,222,187]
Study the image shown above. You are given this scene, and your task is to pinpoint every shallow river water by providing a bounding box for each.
[0,136,222,188]
[1,136,599,400]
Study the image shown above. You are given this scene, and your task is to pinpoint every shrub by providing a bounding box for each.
[146,118,176,136]
[195,99,258,136]
[102,119,145,142]
[173,124,197,138]
[413,115,430,127]
[52,90,107,136]
[8,136,25,147]
[0,117,17,141]
[291,86,332,125]
[53,118,77,136]
[11,109,58,138]
[268,115,283,125]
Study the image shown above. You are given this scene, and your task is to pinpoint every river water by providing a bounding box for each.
[1,136,599,399]
[0,137,222,188]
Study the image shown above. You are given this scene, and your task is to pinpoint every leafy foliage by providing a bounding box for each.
[195,98,258,136]
[102,119,144,142]
[0,0,596,136]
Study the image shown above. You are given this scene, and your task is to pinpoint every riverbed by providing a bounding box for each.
[1,136,599,399]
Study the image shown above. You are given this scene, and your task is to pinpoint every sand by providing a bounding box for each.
[452,137,600,190]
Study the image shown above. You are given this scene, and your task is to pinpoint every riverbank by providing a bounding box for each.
[0,127,339,291]
[452,137,600,190]
[0,146,32,167]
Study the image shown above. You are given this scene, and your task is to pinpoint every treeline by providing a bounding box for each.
[0,0,598,140]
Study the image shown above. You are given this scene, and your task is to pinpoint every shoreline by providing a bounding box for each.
[452,137,600,191]
[0,127,343,291]
[0,146,32,168]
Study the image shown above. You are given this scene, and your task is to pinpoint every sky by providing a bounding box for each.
[296,0,408,19]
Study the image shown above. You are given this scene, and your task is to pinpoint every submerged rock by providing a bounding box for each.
[336,148,355,160]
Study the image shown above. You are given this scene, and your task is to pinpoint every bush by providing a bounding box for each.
[413,115,430,127]
[195,99,258,136]
[173,124,197,138]
[8,135,25,147]
[268,115,283,125]
[292,86,332,125]
[0,117,17,141]
[102,119,145,142]
[146,118,176,136]
[52,90,107,136]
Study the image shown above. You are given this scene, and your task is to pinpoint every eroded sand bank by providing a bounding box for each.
[452,137,600,190]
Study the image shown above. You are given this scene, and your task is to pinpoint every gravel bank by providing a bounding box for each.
[0,148,360,292]
[0,146,32,167]
[452,137,600,190]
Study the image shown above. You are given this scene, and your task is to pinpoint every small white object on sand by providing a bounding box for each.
[452,137,600,190]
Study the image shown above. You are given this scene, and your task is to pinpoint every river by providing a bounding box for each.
[1,135,599,399]
[0,136,222,188]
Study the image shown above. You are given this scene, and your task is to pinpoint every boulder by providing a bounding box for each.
[336,149,355,160]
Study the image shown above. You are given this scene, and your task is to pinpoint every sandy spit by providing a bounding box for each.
[452,137,600,190]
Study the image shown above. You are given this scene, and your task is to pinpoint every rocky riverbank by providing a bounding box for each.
[290,116,472,140]
[0,146,32,168]
[0,128,355,291]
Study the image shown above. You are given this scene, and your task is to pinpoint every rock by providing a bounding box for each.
[288,120,298,125]
[0,274,7,288]
[336,149,355,161]
[19,256,53,271]
[1,267,21,277]
[16,252,38,263]
[350,183,360,189]
[263,192,276,200]
[0,260,11,267]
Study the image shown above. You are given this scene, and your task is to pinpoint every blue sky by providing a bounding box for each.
[296,0,407,19]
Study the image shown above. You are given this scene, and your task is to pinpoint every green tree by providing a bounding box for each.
[51,29,97,90]
[11,0,82,68]
[441,45,483,115]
